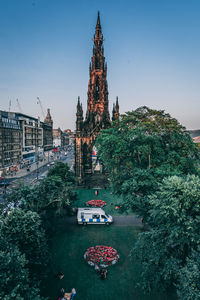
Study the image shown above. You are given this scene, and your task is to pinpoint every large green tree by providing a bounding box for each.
[0,163,77,298]
[47,161,75,184]
[2,185,40,212]
[1,209,48,281]
[2,162,76,216]
[96,106,199,217]
[177,249,200,300]
[132,175,200,295]
[0,227,45,300]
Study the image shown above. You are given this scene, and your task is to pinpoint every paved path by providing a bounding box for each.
[57,215,142,226]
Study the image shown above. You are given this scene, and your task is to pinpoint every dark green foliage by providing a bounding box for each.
[96,106,199,217]
[47,161,75,184]
[177,249,200,300]
[2,185,40,212]
[0,227,45,300]
[37,175,66,210]
[38,162,76,213]
[1,209,48,281]
[97,107,200,296]
[132,175,200,295]
[0,162,76,299]
[2,162,76,216]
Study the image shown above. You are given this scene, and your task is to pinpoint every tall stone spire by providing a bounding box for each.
[112,97,119,121]
[44,108,53,127]
[76,96,83,132]
[94,11,103,49]
[112,103,116,121]
[86,11,110,128]
[75,13,119,184]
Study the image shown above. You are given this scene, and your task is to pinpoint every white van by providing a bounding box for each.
[77,208,113,225]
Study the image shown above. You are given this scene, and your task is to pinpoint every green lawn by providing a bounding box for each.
[41,224,177,300]
[74,189,132,215]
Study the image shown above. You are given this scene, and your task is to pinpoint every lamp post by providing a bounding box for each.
[1,146,7,195]
[2,167,7,195]
[36,118,39,180]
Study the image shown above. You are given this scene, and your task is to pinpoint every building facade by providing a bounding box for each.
[53,128,69,149]
[62,131,69,149]
[75,13,119,184]
[64,129,74,146]
[17,113,44,165]
[53,128,63,148]
[0,111,22,171]
[0,109,53,173]
[18,110,53,165]
[43,108,53,151]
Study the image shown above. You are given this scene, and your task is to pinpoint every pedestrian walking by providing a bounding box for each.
[71,288,76,299]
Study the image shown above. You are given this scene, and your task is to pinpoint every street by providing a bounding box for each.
[0,147,74,199]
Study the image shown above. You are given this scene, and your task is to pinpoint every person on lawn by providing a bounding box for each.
[100,268,107,279]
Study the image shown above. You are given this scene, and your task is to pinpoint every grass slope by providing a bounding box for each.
[74,189,132,215]
[42,225,176,300]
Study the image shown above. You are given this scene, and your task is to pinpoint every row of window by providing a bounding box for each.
[1,151,21,158]
[2,117,20,125]
[2,144,21,150]
[0,130,21,137]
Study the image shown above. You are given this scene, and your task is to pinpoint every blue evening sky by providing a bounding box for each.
[0,0,199,130]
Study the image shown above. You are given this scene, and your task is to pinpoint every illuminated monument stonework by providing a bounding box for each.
[75,12,119,184]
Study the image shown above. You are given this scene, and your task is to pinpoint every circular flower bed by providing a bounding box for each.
[84,245,119,268]
[86,200,106,207]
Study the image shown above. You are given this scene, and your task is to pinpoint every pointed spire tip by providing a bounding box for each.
[96,11,101,27]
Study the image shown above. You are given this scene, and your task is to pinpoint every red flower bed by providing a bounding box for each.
[86,200,106,207]
[84,245,119,268]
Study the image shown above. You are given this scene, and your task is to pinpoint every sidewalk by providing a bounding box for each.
[6,159,51,179]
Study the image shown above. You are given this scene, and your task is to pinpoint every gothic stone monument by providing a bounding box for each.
[75,12,119,185]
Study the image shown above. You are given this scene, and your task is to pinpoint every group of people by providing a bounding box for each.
[58,288,76,300]
[95,265,108,280]
[56,272,76,300]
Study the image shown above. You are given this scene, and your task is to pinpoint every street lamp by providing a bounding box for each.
[1,150,7,195]
[36,117,39,180]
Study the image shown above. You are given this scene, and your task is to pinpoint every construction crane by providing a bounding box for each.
[37,97,45,119]
[16,98,23,113]
[8,100,11,112]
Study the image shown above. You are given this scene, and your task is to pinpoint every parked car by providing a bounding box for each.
[38,175,45,181]
[0,181,9,187]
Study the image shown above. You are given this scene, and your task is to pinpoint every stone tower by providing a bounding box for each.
[44,108,53,127]
[112,96,119,121]
[75,12,119,184]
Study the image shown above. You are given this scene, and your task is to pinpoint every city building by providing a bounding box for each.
[53,128,63,148]
[188,129,200,148]
[75,13,119,184]
[62,131,69,149]
[17,113,43,165]
[43,108,53,151]
[64,129,74,146]
[18,110,53,166]
[192,136,200,148]
[0,109,53,174]
[53,128,69,149]
[188,129,200,138]
[0,111,22,173]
